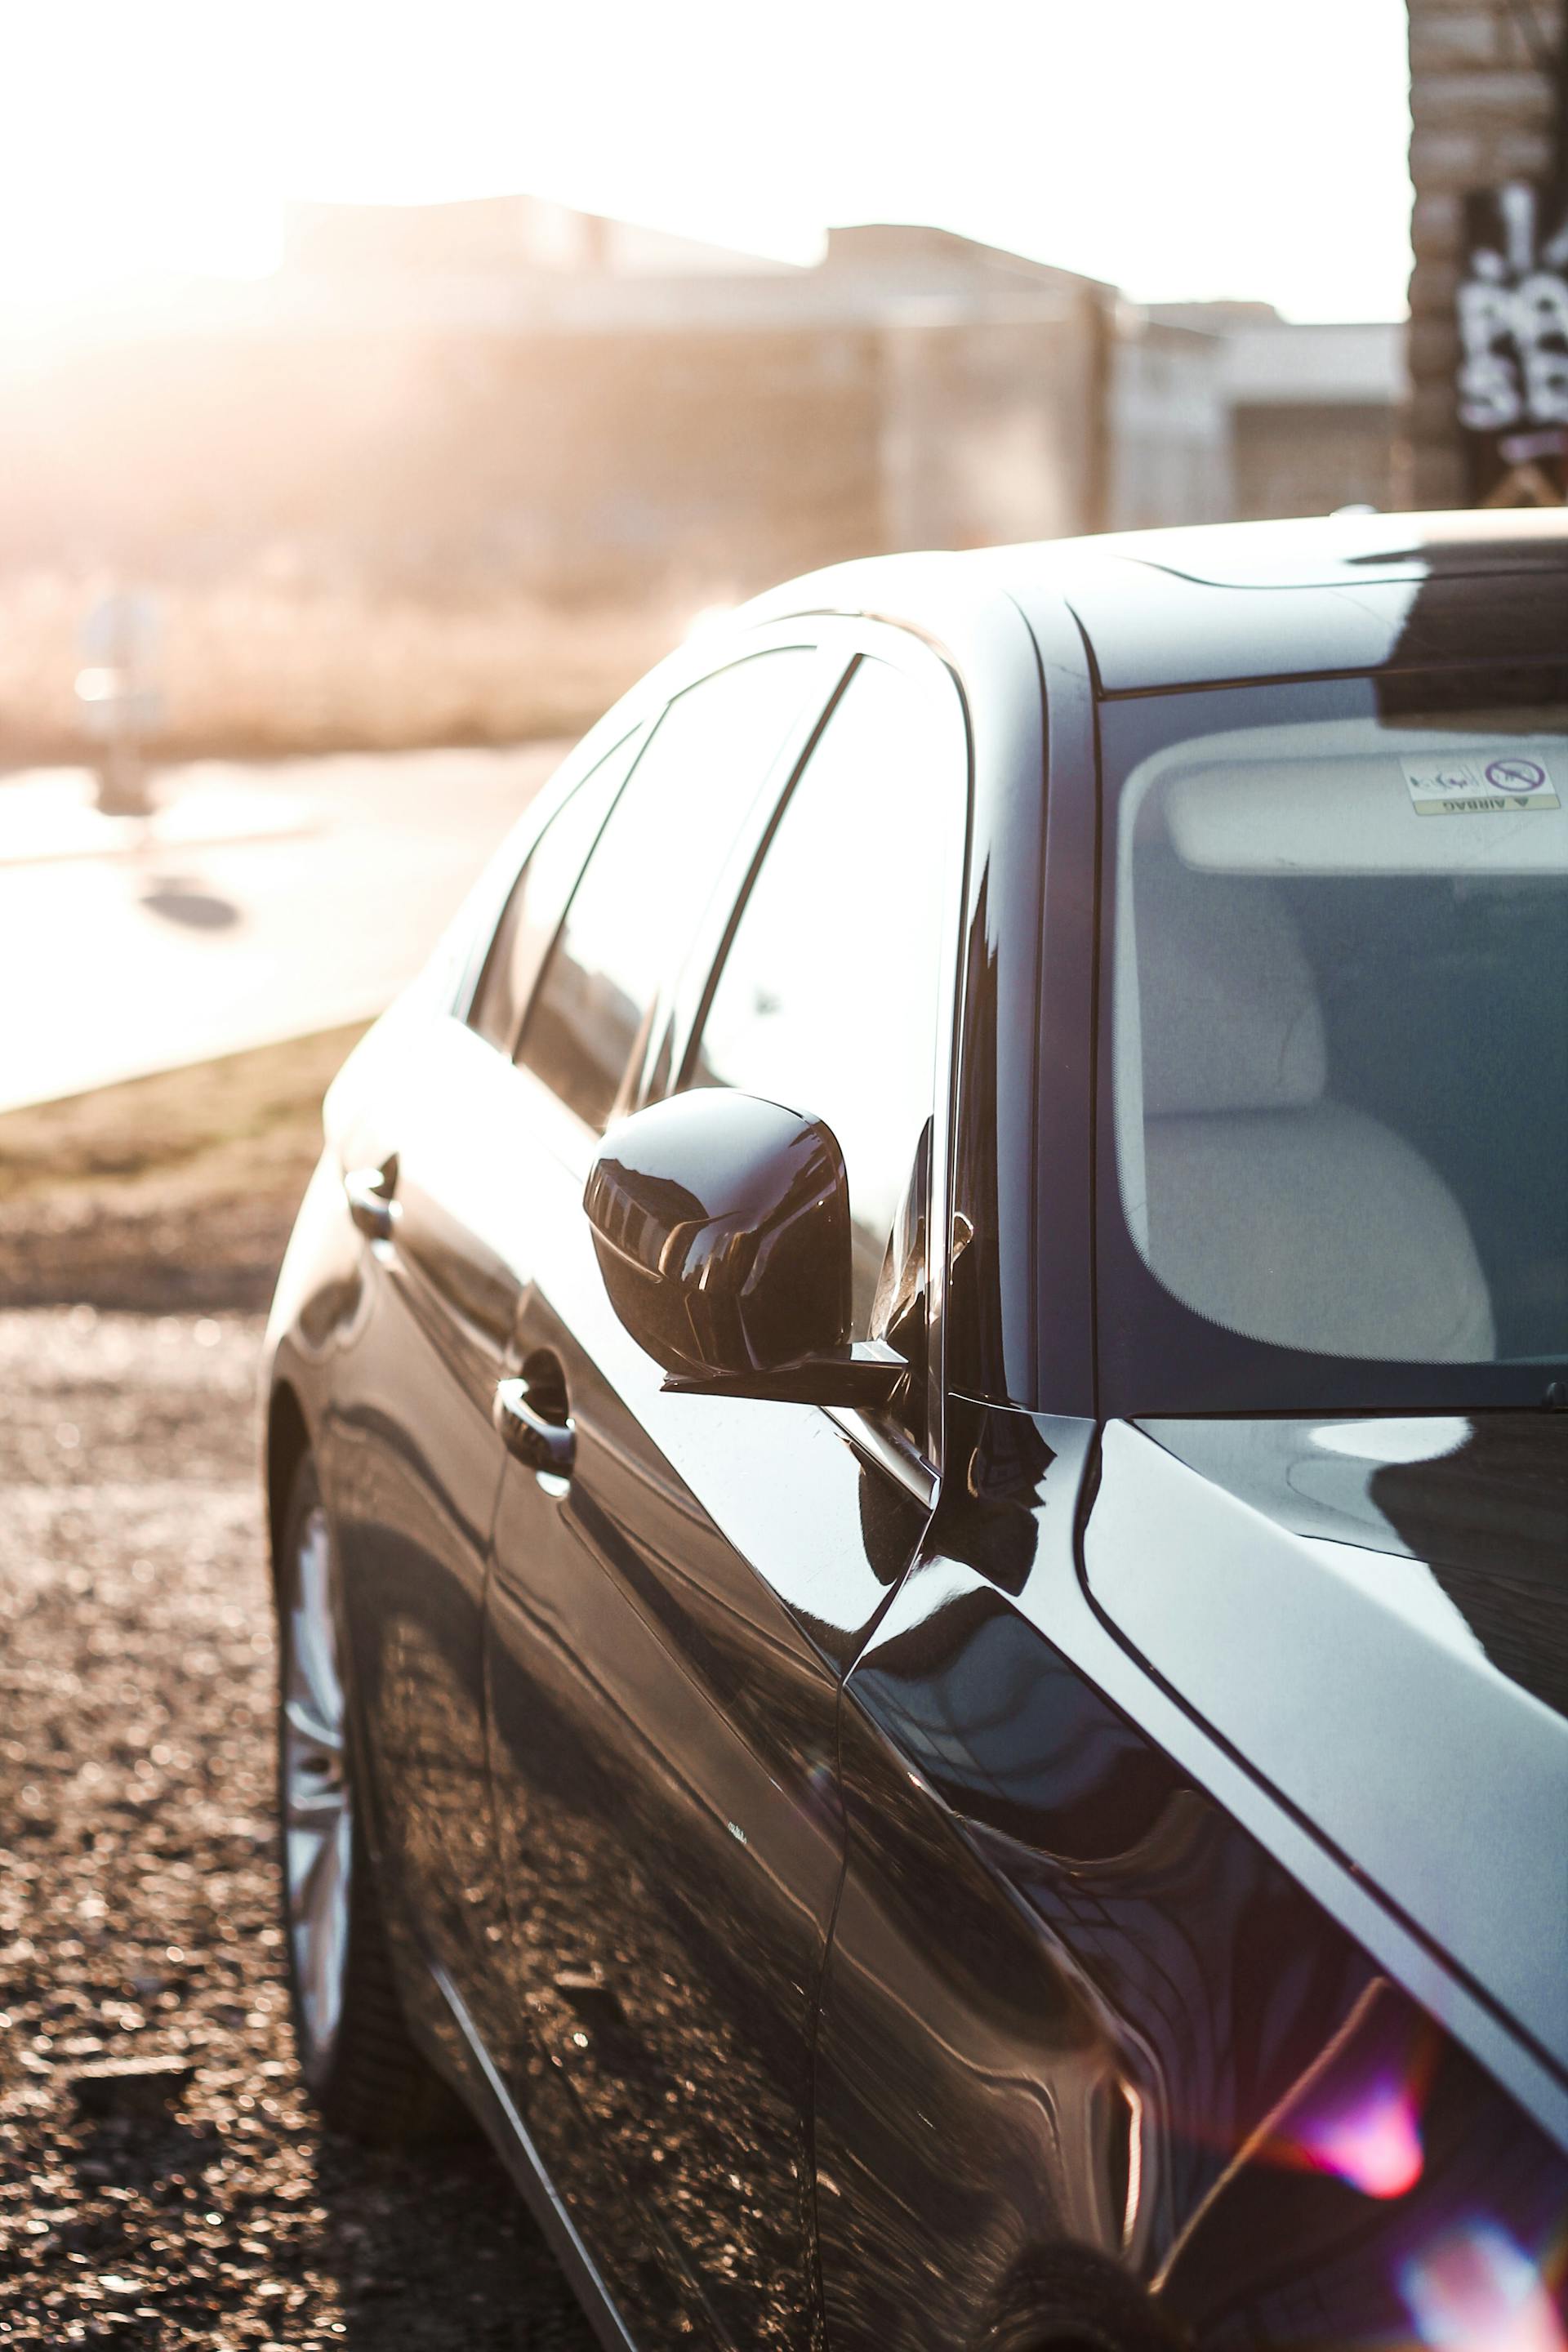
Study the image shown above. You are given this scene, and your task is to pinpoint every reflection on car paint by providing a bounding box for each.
[1401,2220,1568,2352]
[1084,1420,1568,2079]
[818,1400,1568,2352]
[264,529,1568,2352]
[1140,1414,1568,1726]
[484,1255,930,2350]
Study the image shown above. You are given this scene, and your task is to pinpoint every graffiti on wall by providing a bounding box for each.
[1458,181,1568,501]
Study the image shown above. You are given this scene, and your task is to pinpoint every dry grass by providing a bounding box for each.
[0,573,678,764]
[0,1027,369,1313]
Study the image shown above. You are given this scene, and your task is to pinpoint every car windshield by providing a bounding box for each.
[1098,675,1568,1413]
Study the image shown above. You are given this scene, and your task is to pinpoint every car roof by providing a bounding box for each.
[750,510,1568,697]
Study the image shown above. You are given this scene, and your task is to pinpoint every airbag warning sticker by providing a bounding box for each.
[1401,754,1561,814]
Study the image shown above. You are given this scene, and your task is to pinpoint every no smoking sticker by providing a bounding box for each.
[1401,752,1562,814]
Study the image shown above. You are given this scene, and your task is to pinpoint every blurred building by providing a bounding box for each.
[256,208,1128,585]
[0,198,1403,609]
[1143,304,1405,520]
[281,192,799,281]
[278,201,1401,548]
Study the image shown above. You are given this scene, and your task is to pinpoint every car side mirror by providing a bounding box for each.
[582,1089,907,1408]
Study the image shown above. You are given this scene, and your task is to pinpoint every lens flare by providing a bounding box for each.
[1290,2072,1425,2198]
[1402,2222,1567,2352]
[1256,1983,1434,2198]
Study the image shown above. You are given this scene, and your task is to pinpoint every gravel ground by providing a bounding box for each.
[0,1307,597,2350]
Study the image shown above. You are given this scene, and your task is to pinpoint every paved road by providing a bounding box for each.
[0,745,568,1115]
[0,1307,596,2351]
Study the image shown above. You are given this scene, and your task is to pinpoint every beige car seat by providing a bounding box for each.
[1132,850,1495,1362]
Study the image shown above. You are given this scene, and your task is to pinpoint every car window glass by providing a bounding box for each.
[688,655,958,1341]
[468,733,640,1053]
[517,649,817,1131]
[1108,699,1566,1372]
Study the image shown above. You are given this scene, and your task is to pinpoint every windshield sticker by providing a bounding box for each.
[1401,754,1562,815]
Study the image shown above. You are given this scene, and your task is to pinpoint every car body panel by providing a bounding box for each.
[1051,510,1568,694]
[1085,1417,1568,2075]
[817,1401,1568,2352]
[474,619,973,2345]
[1062,560,1568,694]
[261,511,1568,2352]
[483,1092,929,2347]
[310,1014,523,2001]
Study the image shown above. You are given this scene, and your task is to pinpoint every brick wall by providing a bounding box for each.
[1408,0,1565,503]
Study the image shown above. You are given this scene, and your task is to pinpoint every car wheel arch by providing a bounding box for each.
[266,1380,312,1591]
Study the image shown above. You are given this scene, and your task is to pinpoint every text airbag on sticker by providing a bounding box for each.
[1401,753,1562,814]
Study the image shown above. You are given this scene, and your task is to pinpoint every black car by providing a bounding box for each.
[263,511,1568,2352]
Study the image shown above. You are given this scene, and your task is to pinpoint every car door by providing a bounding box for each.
[483,634,971,2352]
[325,644,832,2075]
[318,726,648,2007]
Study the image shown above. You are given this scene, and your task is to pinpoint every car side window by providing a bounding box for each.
[467,732,642,1054]
[687,653,960,1347]
[516,648,818,1132]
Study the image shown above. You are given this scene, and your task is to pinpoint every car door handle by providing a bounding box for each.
[344,1164,399,1242]
[493,1377,576,1481]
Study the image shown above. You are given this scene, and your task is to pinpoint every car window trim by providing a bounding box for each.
[452,620,831,1038]
[492,629,838,1181]
[464,723,649,1057]
[613,642,852,1125]
[449,718,648,1030]
[665,618,973,1489]
[510,633,834,1126]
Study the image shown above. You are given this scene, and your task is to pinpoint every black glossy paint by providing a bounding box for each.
[1061,514,1568,693]
[820,1401,1568,2351]
[311,1018,520,2011]
[1140,1413,1568,1726]
[479,1080,932,2348]
[586,1089,857,1384]
[265,518,1568,2352]
[1093,1414,1568,2071]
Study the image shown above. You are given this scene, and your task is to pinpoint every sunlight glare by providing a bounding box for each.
[0,0,1413,323]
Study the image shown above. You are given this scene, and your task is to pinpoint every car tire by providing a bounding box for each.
[275,1452,464,2142]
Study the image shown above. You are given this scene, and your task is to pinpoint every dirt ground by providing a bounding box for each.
[0,1045,599,2349]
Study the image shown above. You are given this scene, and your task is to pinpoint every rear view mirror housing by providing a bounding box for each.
[583,1089,906,1408]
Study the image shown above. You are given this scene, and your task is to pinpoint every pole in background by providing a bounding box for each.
[75,588,165,818]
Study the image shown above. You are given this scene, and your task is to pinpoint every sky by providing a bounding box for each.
[0,0,1414,323]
